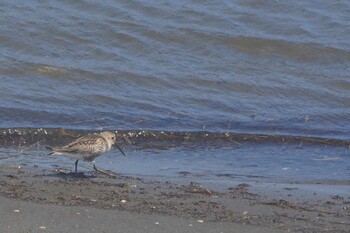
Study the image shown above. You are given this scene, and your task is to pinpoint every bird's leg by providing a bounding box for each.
[92,161,116,177]
[75,160,79,174]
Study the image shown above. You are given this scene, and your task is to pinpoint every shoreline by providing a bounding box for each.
[0,165,349,232]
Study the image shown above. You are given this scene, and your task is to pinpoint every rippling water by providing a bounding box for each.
[1,1,350,183]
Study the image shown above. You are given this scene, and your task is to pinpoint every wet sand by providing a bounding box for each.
[0,165,349,233]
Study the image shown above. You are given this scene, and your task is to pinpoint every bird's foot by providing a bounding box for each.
[92,167,116,178]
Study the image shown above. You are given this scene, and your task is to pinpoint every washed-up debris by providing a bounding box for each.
[183,183,214,195]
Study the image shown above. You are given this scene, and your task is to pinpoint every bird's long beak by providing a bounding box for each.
[115,144,126,156]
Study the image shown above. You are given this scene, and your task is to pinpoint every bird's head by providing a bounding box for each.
[100,131,126,156]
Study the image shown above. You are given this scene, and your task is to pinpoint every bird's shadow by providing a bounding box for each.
[42,170,96,179]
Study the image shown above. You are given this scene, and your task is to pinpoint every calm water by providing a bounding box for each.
[0,1,350,184]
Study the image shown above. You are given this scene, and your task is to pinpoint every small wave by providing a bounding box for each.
[0,128,349,149]
[184,31,350,62]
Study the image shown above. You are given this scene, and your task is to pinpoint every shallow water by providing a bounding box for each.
[1,1,350,184]
[2,143,349,183]
[0,129,349,185]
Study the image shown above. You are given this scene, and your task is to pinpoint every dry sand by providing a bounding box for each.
[0,165,349,233]
[1,196,285,233]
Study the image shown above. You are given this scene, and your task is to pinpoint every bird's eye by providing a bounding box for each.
[111,137,115,140]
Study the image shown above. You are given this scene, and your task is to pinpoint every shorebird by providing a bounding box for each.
[47,131,125,176]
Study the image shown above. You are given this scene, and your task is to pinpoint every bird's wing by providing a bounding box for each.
[52,134,104,154]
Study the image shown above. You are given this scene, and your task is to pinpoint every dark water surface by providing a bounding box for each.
[1,1,350,184]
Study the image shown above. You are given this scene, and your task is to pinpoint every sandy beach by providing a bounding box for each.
[1,197,285,233]
[0,165,349,233]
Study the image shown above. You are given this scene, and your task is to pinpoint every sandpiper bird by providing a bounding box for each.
[47,131,125,176]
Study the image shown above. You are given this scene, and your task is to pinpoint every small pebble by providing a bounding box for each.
[197,220,204,223]
[243,211,248,215]
[13,210,20,213]
[120,200,127,204]
[39,226,46,229]
[154,222,159,225]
